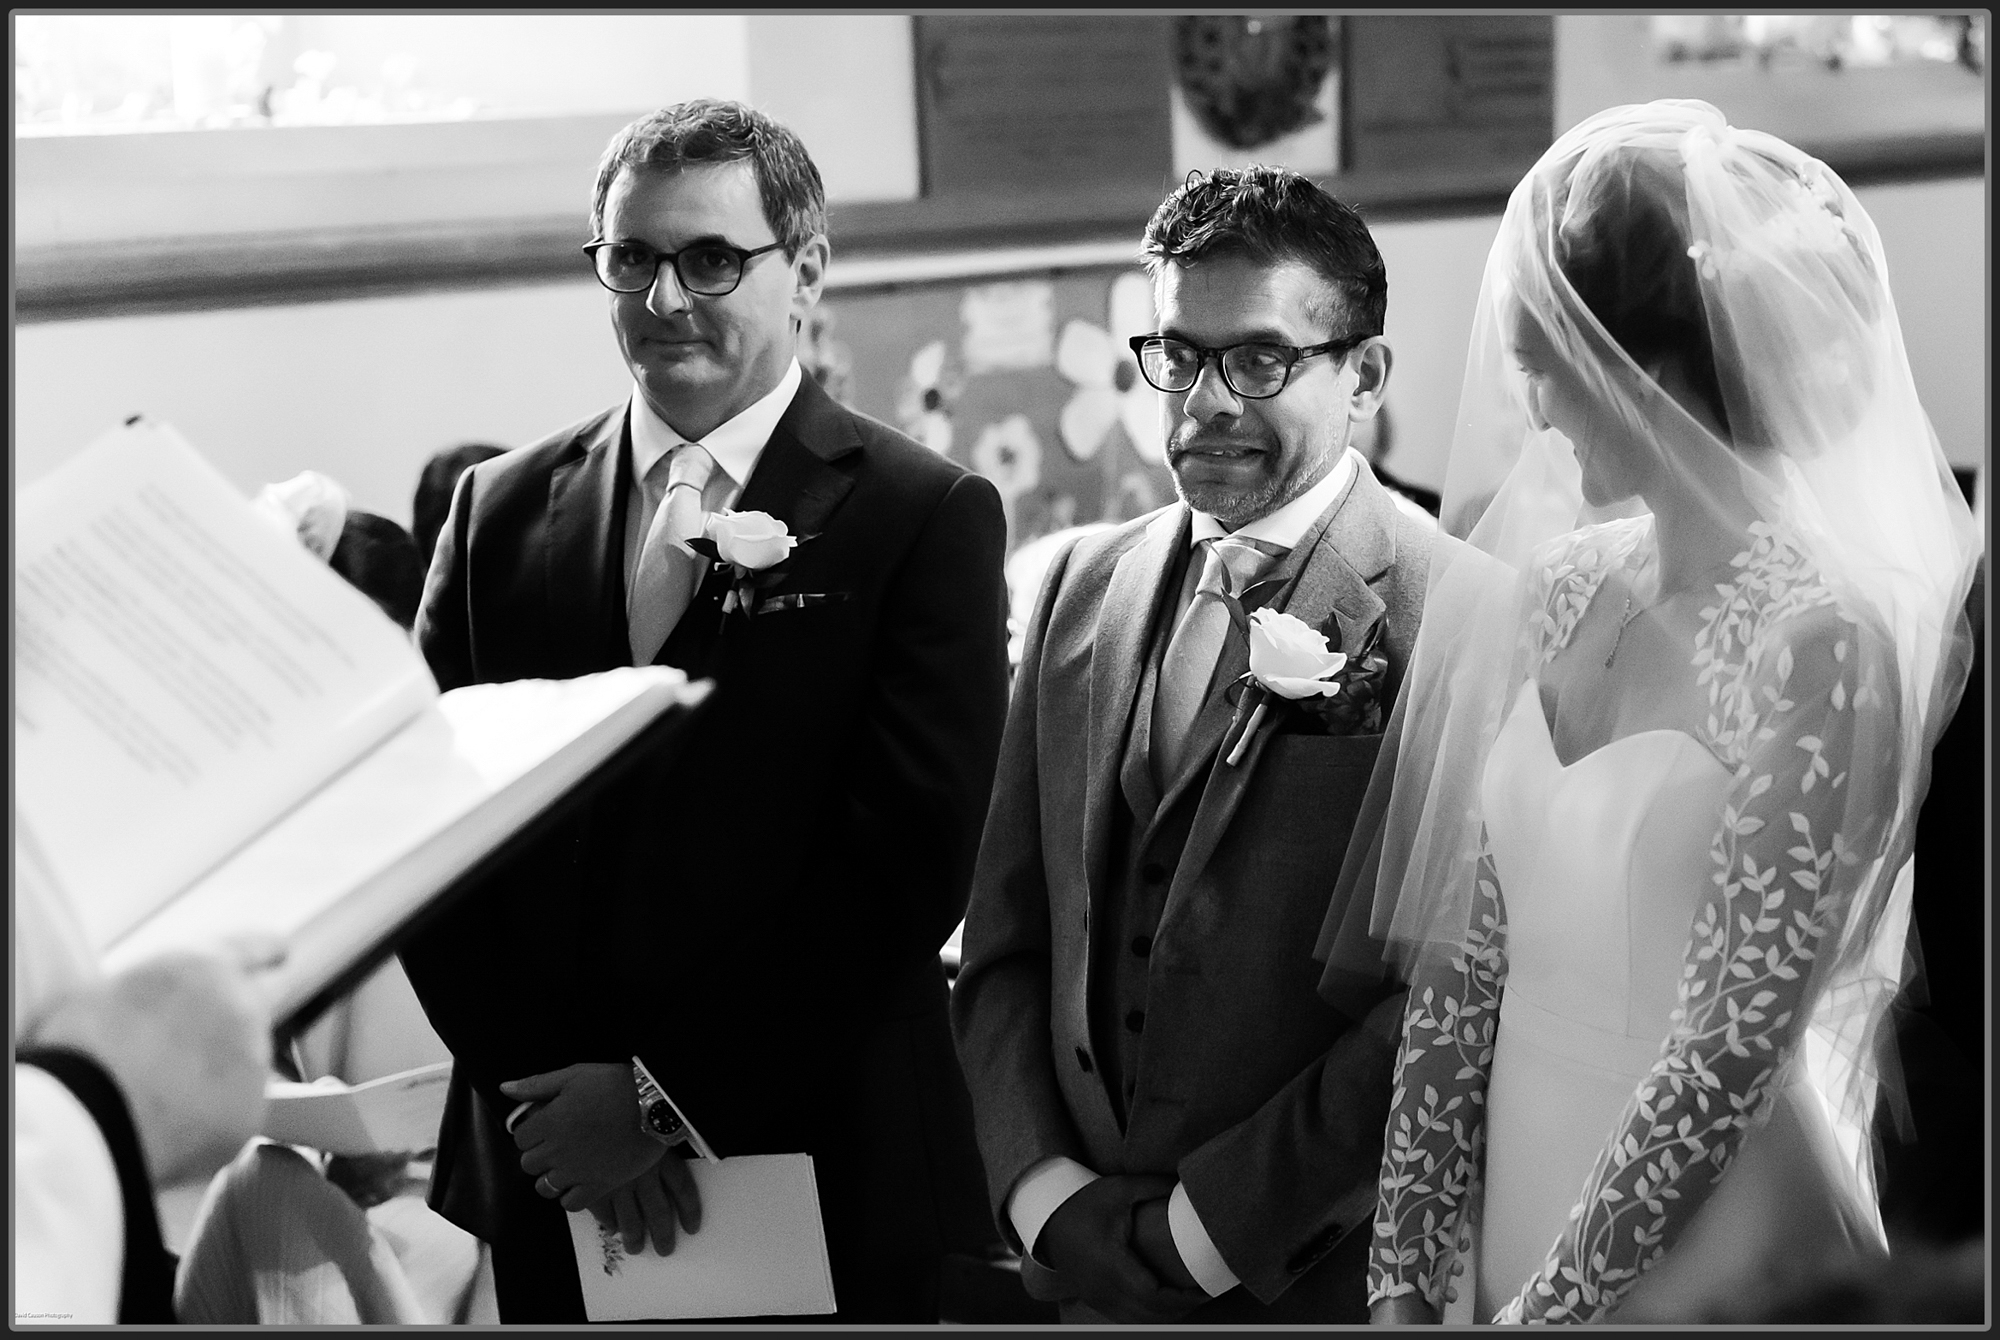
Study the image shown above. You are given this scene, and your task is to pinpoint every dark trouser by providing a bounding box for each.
[486,971,978,1324]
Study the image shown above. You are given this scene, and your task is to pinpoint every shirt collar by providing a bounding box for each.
[628,357,803,494]
[1188,447,1358,550]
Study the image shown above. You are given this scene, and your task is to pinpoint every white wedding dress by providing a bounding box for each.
[1371,518,1893,1324]
[1465,680,1876,1321]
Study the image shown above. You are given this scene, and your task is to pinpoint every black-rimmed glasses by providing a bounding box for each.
[1127,333,1363,400]
[583,238,787,297]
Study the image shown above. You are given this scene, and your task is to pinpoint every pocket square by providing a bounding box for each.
[757,592,851,613]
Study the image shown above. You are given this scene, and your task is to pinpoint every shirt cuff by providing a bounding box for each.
[1005,1156,1099,1262]
[1168,1181,1241,1297]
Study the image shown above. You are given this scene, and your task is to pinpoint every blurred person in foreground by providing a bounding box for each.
[1349,99,1979,1323]
[256,469,427,631]
[14,830,273,1324]
[411,443,508,567]
[953,165,1444,1323]
[403,98,1009,1322]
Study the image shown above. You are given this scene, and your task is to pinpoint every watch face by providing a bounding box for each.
[646,1100,684,1139]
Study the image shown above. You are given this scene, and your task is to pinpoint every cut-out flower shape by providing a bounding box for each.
[1056,272,1165,464]
[969,414,1043,502]
[895,339,963,456]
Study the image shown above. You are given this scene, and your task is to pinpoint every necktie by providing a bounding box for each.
[1151,536,1284,785]
[628,443,716,664]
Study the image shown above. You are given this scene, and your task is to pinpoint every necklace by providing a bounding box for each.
[1603,558,1739,669]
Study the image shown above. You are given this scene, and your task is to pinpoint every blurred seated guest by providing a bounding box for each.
[1001,523,1115,670]
[174,1139,490,1324]
[1351,402,1440,519]
[331,513,426,632]
[411,443,507,565]
[255,470,427,631]
[14,828,273,1324]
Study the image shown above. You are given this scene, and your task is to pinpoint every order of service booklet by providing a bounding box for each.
[16,418,711,1024]
[263,1060,455,1157]
[566,1154,836,1321]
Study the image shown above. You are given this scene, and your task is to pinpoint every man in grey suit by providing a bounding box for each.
[952,166,1432,1324]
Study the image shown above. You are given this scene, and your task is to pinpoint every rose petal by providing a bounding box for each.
[1264,675,1344,700]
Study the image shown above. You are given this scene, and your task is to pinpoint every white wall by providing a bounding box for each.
[16,16,918,252]
[14,170,1981,523]
[1554,15,1985,146]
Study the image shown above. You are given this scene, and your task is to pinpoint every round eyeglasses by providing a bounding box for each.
[582,239,786,297]
[1126,333,1363,400]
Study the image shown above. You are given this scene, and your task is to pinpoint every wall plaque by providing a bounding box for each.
[1344,16,1554,178]
[914,16,1174,198]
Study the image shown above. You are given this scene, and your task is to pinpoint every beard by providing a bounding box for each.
[1167,431,1336,530]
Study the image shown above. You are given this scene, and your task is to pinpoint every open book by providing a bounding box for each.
[16,419,710,1026]
[263,1061,455,1157]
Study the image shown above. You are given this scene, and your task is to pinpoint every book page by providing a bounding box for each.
[15,419,437,952]
[568,1154,836,1321]
[262,1061,453,1156]
[100,667,709,1021]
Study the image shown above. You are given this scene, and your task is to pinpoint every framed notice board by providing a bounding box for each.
[1341,16,1554,192]
[913,15,1175,198]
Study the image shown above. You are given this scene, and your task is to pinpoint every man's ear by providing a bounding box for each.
[1347,337,1393,421]
[789,233,831,321]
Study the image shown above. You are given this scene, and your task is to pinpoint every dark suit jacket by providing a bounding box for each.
[401,375,1010,1310]
[951,461,1431,1322]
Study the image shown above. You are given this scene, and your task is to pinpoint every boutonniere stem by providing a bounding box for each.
[1225,693,1270,766]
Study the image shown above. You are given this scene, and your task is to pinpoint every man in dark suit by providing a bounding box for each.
[952,166,1433,1323]
[401,99,1009,1323]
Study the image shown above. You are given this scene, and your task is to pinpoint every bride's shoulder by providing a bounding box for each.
[1524,516,1651,660]
[1695,523,1888,762]
[1699,522,1855,662]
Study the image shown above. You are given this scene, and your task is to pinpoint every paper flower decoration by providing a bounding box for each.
[970,414,1043,502]
[895,339,962,456]
[1056,272,1164,464]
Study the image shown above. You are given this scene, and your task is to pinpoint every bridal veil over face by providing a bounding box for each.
[1323,99,1979,1222]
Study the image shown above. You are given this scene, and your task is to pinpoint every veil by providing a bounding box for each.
[1322,100,1979,1231]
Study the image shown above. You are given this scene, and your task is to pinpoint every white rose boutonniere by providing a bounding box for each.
[1246,608,1346,699]
[686,510,807,617]
[1223,607,1389,765]
[1225,608,1345,765]
[703,510,797,570]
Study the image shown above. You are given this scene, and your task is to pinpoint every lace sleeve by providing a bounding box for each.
[1498,607,1877,1324]
[1368,842,1507,1313]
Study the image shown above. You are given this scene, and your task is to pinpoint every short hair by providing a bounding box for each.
[329,511,426,632]
[1141,166,1387,339]
[590,99,826,256]
[412,442,506,562]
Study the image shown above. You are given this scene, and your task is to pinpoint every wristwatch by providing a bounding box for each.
[632,1057,690,1147]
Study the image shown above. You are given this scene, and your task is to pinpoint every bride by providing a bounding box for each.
[1340,101,1978,1323]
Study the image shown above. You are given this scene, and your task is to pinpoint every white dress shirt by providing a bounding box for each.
[622,358,804,595]
[15,1064,124,1324]
[1006,449,1362,1298]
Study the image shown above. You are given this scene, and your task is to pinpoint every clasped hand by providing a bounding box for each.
[1037,1174,1208,1323]
[500,1063,702,1255]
